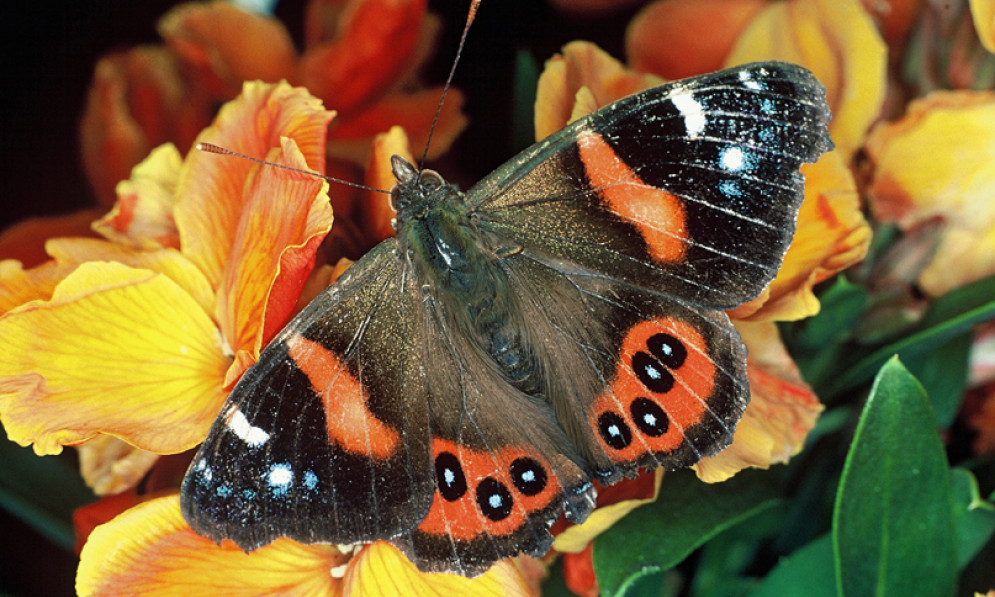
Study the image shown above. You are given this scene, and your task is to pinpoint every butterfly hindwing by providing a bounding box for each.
[181,242,435,549]
[471,62,832,308]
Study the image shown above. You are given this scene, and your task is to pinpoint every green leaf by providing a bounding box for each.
[950,468,995,568]
[0,437,95,550]
[593,469,780,597]
[746,534,837,597]
[900,333,971,427]
[833,358,956,597]
[511,49,539,152]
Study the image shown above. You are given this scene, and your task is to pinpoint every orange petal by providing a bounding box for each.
[174,81,334,290]
[158,2,297,99]
[218,136,334,357]
[73,490,145,554]
[78,436,161,496]
[300,0,428,116]
[0,208,103,269]
[0,261,229,455]
[343,541,535,596]
[562,542,599,597]
[93,143,183,250]
[695,322,822,483]
[971,0,995,53]
[0,259,77,315]
[362,126,411,243]
[77,494,346,596]
[865,89,995,295]
[725,0,887,159]
[326,87,467,165]
[729,151,871,322]
[626,0,766,80]
[535,41,662,141]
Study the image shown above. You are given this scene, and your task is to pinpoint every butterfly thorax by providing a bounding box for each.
[390,155,539,393]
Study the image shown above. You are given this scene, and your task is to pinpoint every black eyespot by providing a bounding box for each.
[598,411,633,450]
[631,397,668,437]
[647,333,687,369]
[476,478,514,521]
[633,351,675,393]
[435,452,467,502]
[509,457,548,496]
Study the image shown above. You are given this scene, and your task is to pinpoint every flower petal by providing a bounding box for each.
[77,494,345,596]
[534,41,662,141]
[158,2,297,99]
[971,0,995,53]
[0,261,228,455]
[0,208,103,269]
[78,436,161,496]
[362,126,411,244]
[865,89,995,295]
[694,322,822,483]
[217,136,333,357]
[174,81,334,290]
[343,541,535,596]
[729,151,871,322]
[0,259,77,314]
[626,0,766,80]
[724,0,887,159]
[93,143,183,250]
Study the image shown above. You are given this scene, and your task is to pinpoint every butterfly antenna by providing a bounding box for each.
[417,0,481,174]
[196,143,390,194]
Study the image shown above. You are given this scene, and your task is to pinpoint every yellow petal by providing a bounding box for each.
[78,436,161,496]
[343,541,535,596]
[77,494,345,596]
[971,0,995,53]
[217,137,333,356]
[552,469,663,553]
[725,0,887,159]
[730,150,871,322]
[93,143,183,250]
[0,259,76,315]
[695,322,822,482]
[0,261,229,455]
[174,81,335,290]
[866,90,995,295]
[362,126,411,244]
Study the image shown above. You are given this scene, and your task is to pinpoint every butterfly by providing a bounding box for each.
[180,60,833,577]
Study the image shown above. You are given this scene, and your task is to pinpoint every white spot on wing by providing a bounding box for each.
[720,146,745,171]
[268,463,293,487]
[226,409,271,447]
[670,92,706,138]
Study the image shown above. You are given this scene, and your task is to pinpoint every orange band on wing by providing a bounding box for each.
[577,131,688,264]
[285,334,400,459]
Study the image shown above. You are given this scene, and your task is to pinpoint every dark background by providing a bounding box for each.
[0,1,640,594]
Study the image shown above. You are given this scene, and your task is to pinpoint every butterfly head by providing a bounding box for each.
[390,154,463,227]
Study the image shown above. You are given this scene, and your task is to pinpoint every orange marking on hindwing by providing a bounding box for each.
[285,334,399,459]
[589,317,717,460]
[577,131,688,264]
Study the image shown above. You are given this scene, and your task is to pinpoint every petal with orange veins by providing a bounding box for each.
[729,151,871,322]
[174,81,334,290]
[78,436,161,496]
[0,259,78,315]
[626,0,766,80]
[535,41,662,141]
[93,143,182,250]
[725,0,887,159]
[0,261,229,456]
[326,87,467,165]
[971,0,995,53]
[694,322,822,483]
[866,90,995,295]
[0,208,104,269]
[217,137,333,357]
[342,541,535,596]
[158,2,297,99]
[77,494,347,597]
[300,0,428,116]
[362,126,411,243]
[552,470,662,553]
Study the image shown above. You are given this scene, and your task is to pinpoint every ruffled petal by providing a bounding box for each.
[0,208,103,269]
[300,0,428,116]
[626,0,766,80]
[730,151,871,322]
[174,81,334,290]
[695,322,822,483]
[0,261,229,455]
[342,541,535,596]
[866,89,995,295]
[534,41,662,140]
[217,136,333,358]
[77,494,346,597]
[158,2,297,99]
[78,436,162,496]
[93,143,183,250]
[0,259,78,314]
[725,0,887,159]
